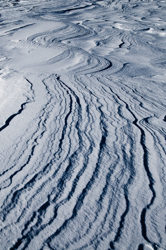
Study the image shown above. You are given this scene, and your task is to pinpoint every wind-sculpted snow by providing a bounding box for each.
[0,0,166,249]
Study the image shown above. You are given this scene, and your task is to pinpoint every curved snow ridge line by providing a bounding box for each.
[28,2,93,16]
[43,102,110,250]
[1,0,166,249]
[26,22,94,47]
[41,78,125,249]
[42,76,134,250]
[0,77,52,190]
[72,53,113,75]
[67,79,124,250]
[0,76,73,208]
[87,76,155,247]
[4,23,35,35]
[45,47,115,75]
[105,76,166,122]
[99,76,166,249]
[107,85,157,249]
[26,32,116,75]
[0,77,54,190]
[0,77,35,133]
[46,4,93,15]
[22,20,118,75]
[5,76,98,250]
[0,76,76,222]
[90,79,136,249]
[5,75,117,250]
[0,102,27,132]
[140,116,166,143]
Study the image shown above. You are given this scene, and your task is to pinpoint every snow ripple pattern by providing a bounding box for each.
[0,0,166,249]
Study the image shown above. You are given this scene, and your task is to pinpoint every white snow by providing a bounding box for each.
[0,0,166,250]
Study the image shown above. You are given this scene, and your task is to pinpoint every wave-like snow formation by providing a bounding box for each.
[0,0,166,249]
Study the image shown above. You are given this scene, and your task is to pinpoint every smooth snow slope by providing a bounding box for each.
[0,0,166,249]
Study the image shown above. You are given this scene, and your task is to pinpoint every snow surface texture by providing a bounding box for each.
[0,0,166,249]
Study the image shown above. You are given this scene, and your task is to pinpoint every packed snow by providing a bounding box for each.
[0,0,166,249]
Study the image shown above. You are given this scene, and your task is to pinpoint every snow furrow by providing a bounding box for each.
[0,0,166,250]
